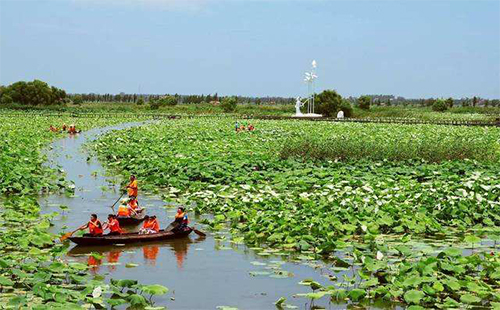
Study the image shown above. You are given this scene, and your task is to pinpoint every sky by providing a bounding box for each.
[0,0,499,99]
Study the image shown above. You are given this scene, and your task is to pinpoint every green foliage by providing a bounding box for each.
[357,95,371,110]
[149,99,160,110]
[280,123,500,162]
[315,89,342,117]
[72,95,83,106]
[221,96,237,112]
[340,100,353,117]
[445,97,454,108]
[136,97,145,105]
[1,80,66,106]
[432,99,448,112]
[158,95,177,107]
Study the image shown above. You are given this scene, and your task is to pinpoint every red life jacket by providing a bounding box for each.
[89,220,103,236]
[108,219,122,234]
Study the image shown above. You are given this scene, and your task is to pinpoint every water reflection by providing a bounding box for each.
[68,236,205,272]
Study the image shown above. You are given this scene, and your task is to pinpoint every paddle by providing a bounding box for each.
[192,228,207,237]
[60,228,80,242]
[110,192,126,213]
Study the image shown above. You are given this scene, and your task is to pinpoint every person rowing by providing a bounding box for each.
[77,214,103,237]
[103,214,122,235]
[174,207,189,231]
[139,215,160,234]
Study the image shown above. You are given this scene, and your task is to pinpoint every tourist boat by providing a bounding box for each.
[69,228,193,246]
[117,208,146,226]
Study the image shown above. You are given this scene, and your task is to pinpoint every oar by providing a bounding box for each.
[60,228,79,242]
[110,192,126,213]
[192,227,207,237]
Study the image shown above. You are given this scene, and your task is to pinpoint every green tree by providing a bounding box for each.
[159,95,177,106]
[315,90,343,117]
[136,97,145,105]
[445,97,454,108]
[357,95,371,110]
[340,100,354,117]
[221,96,237,112]
[432,99,448,112]
[149,99,160,110]
[0,94,13,105]
[72,95,83,105]
[472,96,478,107]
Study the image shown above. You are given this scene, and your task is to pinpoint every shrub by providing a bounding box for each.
[159,95,177,106]
[445,97,454,108]
[432,99,448,112]
[357,95,371,110]
[149,99,160,110]
[136,97,145,106]
[72,95,83,106]
[340,100,354,117]
[221,96,237,113]
[0,94,13,105]
[315,90,342,117]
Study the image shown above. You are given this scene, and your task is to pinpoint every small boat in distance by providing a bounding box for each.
[69,228,193,246]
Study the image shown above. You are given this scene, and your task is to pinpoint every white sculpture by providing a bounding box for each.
[295,97,304,116]
[337,110,344,119]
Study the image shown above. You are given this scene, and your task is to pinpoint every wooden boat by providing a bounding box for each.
[117,208,146,226]
[69,228,193,246]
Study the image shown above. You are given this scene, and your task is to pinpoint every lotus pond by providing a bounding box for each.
[0,114,499,309]
[91,118,500,309]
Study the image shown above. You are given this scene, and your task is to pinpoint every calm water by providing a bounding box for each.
[38,122,349,310]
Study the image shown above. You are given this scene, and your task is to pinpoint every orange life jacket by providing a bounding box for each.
[88,220,103,236]
[117,205,130,217]
[143,219,159,232]
[128,199,138,210]
[175,212,189,225]
[128,180,138,197]
[108,219,122,234]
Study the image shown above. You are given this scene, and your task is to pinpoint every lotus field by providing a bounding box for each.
[91,118,500,308]
[0,114,167,309]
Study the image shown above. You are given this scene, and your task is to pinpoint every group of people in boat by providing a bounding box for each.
[77,175,189,237]
[234,121,255,132]
[49,123,80,134]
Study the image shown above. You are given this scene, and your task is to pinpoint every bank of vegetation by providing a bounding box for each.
[92,117,500,309]
[0,114,170,308]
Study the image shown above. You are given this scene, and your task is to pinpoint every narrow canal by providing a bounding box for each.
[38,123,348,310]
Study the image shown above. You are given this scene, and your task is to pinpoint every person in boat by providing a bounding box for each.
[128,195,140,211]
[139,215,160,234]
[68,124,77,134]
[248,124,255,131]
[62,123,67,131]
[103,214,122,235]
[126,175,138,198]
[117,198,138,218]
[174,207,189,231]
[78,214,103,237]
[49,125,58,132]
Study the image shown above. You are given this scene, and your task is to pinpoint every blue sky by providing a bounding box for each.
[1,0,499,98]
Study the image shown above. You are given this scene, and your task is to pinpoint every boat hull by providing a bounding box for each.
[69,229,192,246]
[117,209,146,226]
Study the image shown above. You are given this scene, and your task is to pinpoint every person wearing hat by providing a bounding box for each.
[117,197,137,217]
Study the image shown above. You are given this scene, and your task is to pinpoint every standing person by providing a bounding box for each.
[235,121,240,132]
[78,214,103,237]
[103,214,122,235]
[62,123,67,131]
[126,175,138,198]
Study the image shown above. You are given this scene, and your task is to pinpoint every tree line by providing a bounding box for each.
[0,79,498,109]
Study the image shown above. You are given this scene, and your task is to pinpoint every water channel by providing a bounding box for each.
[39,122,348,310]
